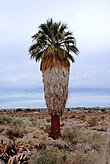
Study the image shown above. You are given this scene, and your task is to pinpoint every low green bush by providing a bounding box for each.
[44,124,51,133]
[0,116,12,124]
[34,147,67,164]
[12,119,23,126]
[62,127,81,142]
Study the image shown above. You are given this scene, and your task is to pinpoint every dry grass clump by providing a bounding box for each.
[46,117,51,123]
[31,120,39,127]
[69,113,76,119]
[15,138,37,151]
[5,127,24,139]
[31,129,47,140]
[66,149,98,164]
[92,132,102,141]
[76,114,86,121]
[74,130,106,146]
[1,119,25,140]
[86,117,99,126]
[61,115,69,121]
[0,140,6,154]
[0,125,5,133]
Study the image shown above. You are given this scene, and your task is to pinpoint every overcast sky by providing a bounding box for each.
[0,0,110,108]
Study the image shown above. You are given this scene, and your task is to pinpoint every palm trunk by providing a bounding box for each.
[49,115,61,139]
[42,67,69,116]
[41,55,70,139]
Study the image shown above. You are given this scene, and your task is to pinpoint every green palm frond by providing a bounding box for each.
[58,47,75,62]
[59,23,67,34]
[29,18,79,62]
[58,47,67,59]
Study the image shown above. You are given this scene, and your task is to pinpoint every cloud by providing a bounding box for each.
[1,87,110,108]
[0,0,110,108]
[69,54,110,89]
[67,88,110,107]
[0,90,45,108]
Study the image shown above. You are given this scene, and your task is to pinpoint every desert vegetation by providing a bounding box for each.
[0,108,109,163]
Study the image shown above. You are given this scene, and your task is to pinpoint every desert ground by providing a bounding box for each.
[0,108,110,164]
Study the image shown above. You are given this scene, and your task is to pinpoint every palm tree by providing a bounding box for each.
[29,18,79,139]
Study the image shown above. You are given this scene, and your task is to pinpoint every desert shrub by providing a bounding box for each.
[100,115,105,120]
[76,114,85,121]
[34,149,57,164]
[44,124,51,133]
[46,118,50,123]
[34,147,67,164]
[61,154,67,162]
[31,120,38,127]
[91,132,104,151]
[0,125,5,133]
[25,108,32,112]
[0,116,12,124]
[92,132,102,141]
[87,117,98,126]
[16,108,23,112]
[62,127,81,142]
[11,118,23,126]
[5,128,24,139]
[68,152,93,164]
[69,114,76,119]
[79,131,106,148]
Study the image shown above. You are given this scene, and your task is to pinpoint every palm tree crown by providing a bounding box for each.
[29,18,79,66]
